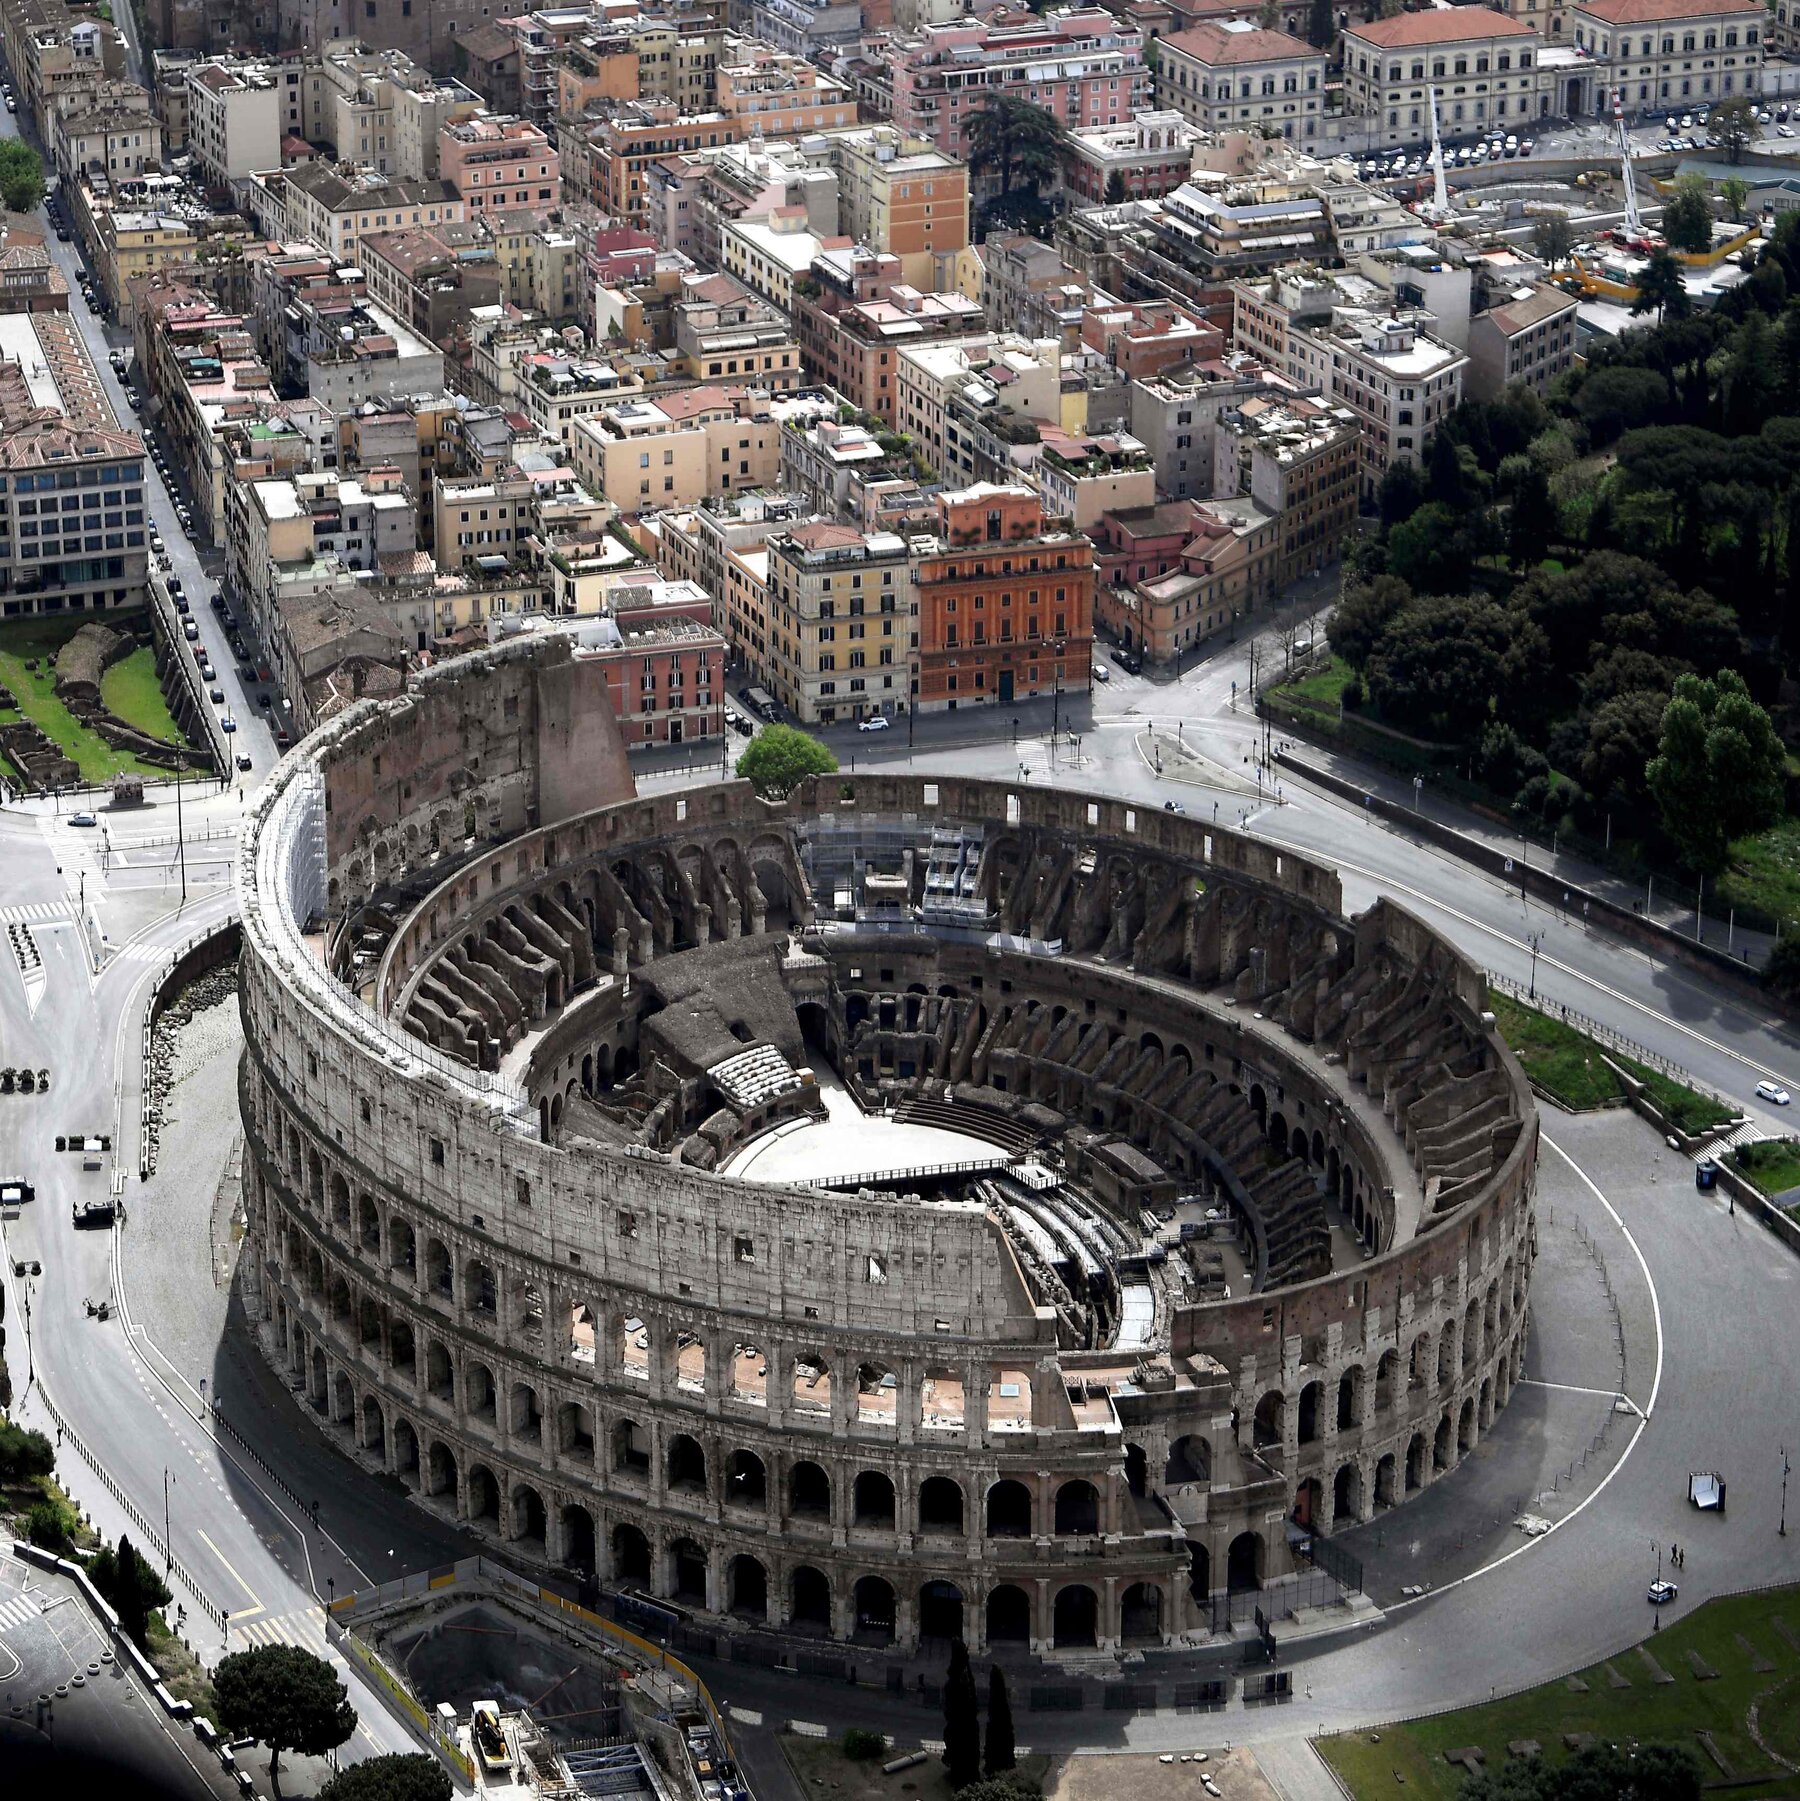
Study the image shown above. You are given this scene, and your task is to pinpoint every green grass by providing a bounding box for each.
[1317,1583,1800,1800]
[99,645,182,744]
[1731,1137,1800,1199]
[1272,651,1356,713]
[1489,993,1731,1130]
[146,1612,217,1725]
[1489,993,1622,1110]
[1717,815,1800,935]
[0,614,187,783]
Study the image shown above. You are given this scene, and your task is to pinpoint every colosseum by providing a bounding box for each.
[236,638,1537,1657]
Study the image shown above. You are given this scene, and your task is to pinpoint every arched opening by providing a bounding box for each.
[1375,1350,1398,1412]
[729,1340,766,1406]
[1479,1376,1494,1429]
[1054,1479,1099,1536]
[1188,1543,1210,1604]
[667,1433,707,1495]
[390,1219,416,1278]
[1297,1381,1322,1445]
[918,1580,964,1643]
[1333,1461,1363,1525]
[789,1459,831,1520]
[512,1485,547,1551]
[1406,1432,1427,1491]
[921,1365,965,1431]
[360,1394,384,1456]
[987,1478,1032,1537]
[1226,1530,1264,1593]
[1267,1109,1288,1153]
[674,1329,706,1395]
[986,1583,1031,1644]
[853,1469,896,1529]
[1252,1390,1285,1449]
[424,1237,451,1297]
[854,1361,896,1426]
[619,1316,649,1381]
[510,1382,542,1443]
[852,1575,896,1645]
[918,1476,964,1536]
[464,1257,496,1317]
[728,1555,767,1620]
[1434,1413,1454,1471]
[1124,1442,1147,1496]
[392,1417,420,1490]
[612,1523,651,1584]
[1374,1453,1398,1509]
[726,1449,767,1509]
[1337,1367,1364,1430]
[790,1566,831,1633]
[1291,1124,1309,1162]
[467,1363,497,1428]
[357,1194,380,1253]
[1249,1083,1267,1130]
[467,1464,501,1525]
[1293,1475,1323,1531]
[612,1418,650,1479]
[791,1352,832,1420]
[559,1402,595,1459]
[1052,1585,1098,1649]
[426,1441,457,1502]
[1458,1396,1476,1455]
[1166,1434,1211,1485]
[562,1505,596,1573]
[1120,1582,1162,1646]
[670,1538,708,1607]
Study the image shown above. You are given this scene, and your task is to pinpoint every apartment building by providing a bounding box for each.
[1567,0,1762,113]
[827,125,970,289]
[1033,425,1157,533]
[580,102,737,227]
[890,8,1150,170]
[433,470,539,569]
[647,488,810,670]
[1061,110,1210,203]
[1466,282,1579,399]
[0,310,148,621]
[584,604,725,747]
[270,162,467,261]
[913,483,1095,712]
[516,343,642,451]
[672,271,803,388]
[1155,21,1327,141]
[286,287,446,412]
[714,36,857,136]
[551,15,721,118]
[814,286,987,426]
[1081,298,1223,380]
[438,112,561,216]
[1340,10,1546,150]
[760,518,913,724]
[1128,354,1291,500]
[1210,392,1359,587]
[1232,266,1467,499]
[896,334,1056,477]
[572,384,785,512]
[186,60,281,189]
[50,91,162,186]
[358,222,502,350]
[1124,493,1276,665]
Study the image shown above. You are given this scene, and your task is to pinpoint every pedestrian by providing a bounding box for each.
[1671,1542,1678,1566]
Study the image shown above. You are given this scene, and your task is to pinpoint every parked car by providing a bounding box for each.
[1648,1578,1678,1606]
[1756,1079,1791,1106]
[220,715,236,733]
[0,1178,34,1205]
[857,713,891,732]
[209,687,223,704]
[1091,663,1110,682]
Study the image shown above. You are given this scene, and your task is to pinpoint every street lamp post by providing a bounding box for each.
[1527,931,1543,1001]
[173,751,187,907]
[1782,1446,1791,1537]
[163,1468,173,1575]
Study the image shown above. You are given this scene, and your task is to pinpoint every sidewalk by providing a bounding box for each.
[1273,731,1774,969]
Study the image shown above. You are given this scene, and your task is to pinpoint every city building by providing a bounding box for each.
[49,90,163,187]
[438,112,561,217]
[269,162,468,262]
[571,384,788,513]
[1128,354,1293,500]
[186,60,282,190]
[1209,392,1359,587]
[896,333,1056,478]
[1033,424,1157,532]
[804,273,987,425]
[1061,110,1211,203]
[1566,0,1763,113]
[763,517,913,722]
[0,309,147,621]
[1155,21,1327,141]
[1466,282,1579,398]
[1339,10,1546,150]
[285,285,447,412]
[827,124,970,290]
[913,482,1094,712]
[1120,492,1275,665]
[358,222,503,353]
[1080,297,1223,380]
[713,36,857,136]
[579,600,726,748]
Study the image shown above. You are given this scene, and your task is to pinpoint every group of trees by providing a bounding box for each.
[1336,223,1800,885]
[942,1644,1019,1790]
[88,1533,172,1647]
[1462,1741,1703,1801]
[0,1416,53,1482]
[0,140,42,215]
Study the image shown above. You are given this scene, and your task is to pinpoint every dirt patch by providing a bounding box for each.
[1044,1748,1275,1801]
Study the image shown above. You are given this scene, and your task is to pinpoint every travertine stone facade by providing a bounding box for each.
[237,638,1537,1656]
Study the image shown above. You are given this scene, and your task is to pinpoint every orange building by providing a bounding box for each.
[582,103,738,226]
[914,483,1095,712]
[714,42,858,137]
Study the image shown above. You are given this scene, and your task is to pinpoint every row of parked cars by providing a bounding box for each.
[1359,134,1533,181]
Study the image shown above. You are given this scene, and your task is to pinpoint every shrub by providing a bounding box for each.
[1340,676,1365,711]
[26,1499,69,1551]
[842,1728,887,1762]
[0,1419,54,1482]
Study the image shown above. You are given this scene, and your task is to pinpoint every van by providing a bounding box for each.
[745,685,779,721]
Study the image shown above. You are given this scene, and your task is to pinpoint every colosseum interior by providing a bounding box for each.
[237,639,1538,1658]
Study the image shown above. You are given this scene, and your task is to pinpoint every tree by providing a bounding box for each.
[214,1645,357,1794]
[1463,1741,1702,1801]
[1763,936,1800,1005]
[1385,500,1475,594]
[1329,573,1412,666]
[1711,94,1760,165]
[1502,455,1558,569]
[984,1666,1016,1776]
[1631,248,1692,324]
[1364,593,1550,741]
[0,1418,54,1481]
[318,1756,453,1801]
[1104,169,1127,205]
[964,94,1067,206]
[0,142,42,215]
[735,724,837,798]
[1660,176,1714,254]
[1573,365,1673,443]
[1580,687,1669,812]
[1305,0,1336,45]
[1721,174,1750,221]
[941,1639,981,1788]
[88,1534,172,1647]
[1531,213,1575,270]
[1374,455,1427,532]
[1646,668,1786,874]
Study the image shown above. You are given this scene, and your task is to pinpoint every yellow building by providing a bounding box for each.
[827,124,971,293]
[572,384,786,514]
[90,201,197,319]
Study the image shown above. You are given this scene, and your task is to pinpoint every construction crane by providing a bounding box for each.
[1426,84,1451,220]
[1613,85,1654,248]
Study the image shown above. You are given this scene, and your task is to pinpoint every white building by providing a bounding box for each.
[1340,10,1547,149]
[186,62,282,191]
[1156,21,1329,143]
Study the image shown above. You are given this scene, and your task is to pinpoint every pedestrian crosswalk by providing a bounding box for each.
[0,1594,40,1633]
[0,902,70,926]
[231,1607,328,1654]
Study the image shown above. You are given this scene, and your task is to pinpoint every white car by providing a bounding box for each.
[1780,123,1796,138]
[856,714,891,732]
[1648,1578,1678,1606]
[1756,1079,1791,1106]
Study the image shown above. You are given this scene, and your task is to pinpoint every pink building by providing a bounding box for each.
[891,7,1150,169]
[437,114,562,218]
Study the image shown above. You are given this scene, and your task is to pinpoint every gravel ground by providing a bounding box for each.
[133,976,244,1386]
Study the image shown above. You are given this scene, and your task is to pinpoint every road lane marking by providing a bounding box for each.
[1387,1130,1664,1613]
[196,1530,263,1618]
[1518,1377,1644,1417]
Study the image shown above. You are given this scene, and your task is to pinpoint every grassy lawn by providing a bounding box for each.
[0,614,185,784]
[1489,993,1621,1110]
[146,1612,217,1725]
[1317,1583,1800,1800]
[1270,652,1355,714]
[782,1733,1048,1801]
[99,644,181,743]
[1718,816,1800,934]
[1731,1137,1800,1199]
[1490,992,1732,1129]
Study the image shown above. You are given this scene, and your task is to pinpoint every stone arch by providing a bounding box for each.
[728,1339,766,1406]
[1252,1389,1285,1448]
[789,1459,830,1519]
[1120,1581,1163,1646]
[1333,1461,1363,1524]
[464,1255,497,1317]
[986,1583,1031,1644]
[562,1504,596,1573]
[1054,1478,1099,1535]
[612,1522,651,1584]
[918,1475,963,1536]
[1293,1474,1323,1530]
[1433,1413,1454,1471]
[853,1469,896,1529]
[359,1392,385,1455]
[510,1381,542,1443]
[1337,1365,1364,1429]
[674,1329,706,1394]
[667,1432,707,1495]
[424,1236,452,1296]
[1297,1379,1323,1445]
[1124,1442,1148,1496]
[558,1401,595,1460]
[511,1483,547,1551]
[918,1579,964,1643]
[1375,1452,1398,1509]
[1052,1584,1098,1648]
[612,1417,650,1478]
[1376,1348,1399,1411]
[790,1352,832,1420]
[727,1554,767,1620]
[392,1415,420,1488]
[986,1478,1032,1538]
[426,1340,453,1400]
[669,1536,708,1606]
[1458,1395,1477,1455]
[854,1360,896,1425]
[356,1192,380,1254]
[852,1575,896,1644]
[389,1217,416,1279]
[790,1565,831,1632]
[1405,1432,1428,1492]
[1166,1434,1211,1484]
[426,1440,458,1502]
[467,1463,501,1525]
[466,1362,497,1427]
[1226,1529,1265,1592]
[725,1448,767,1509]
